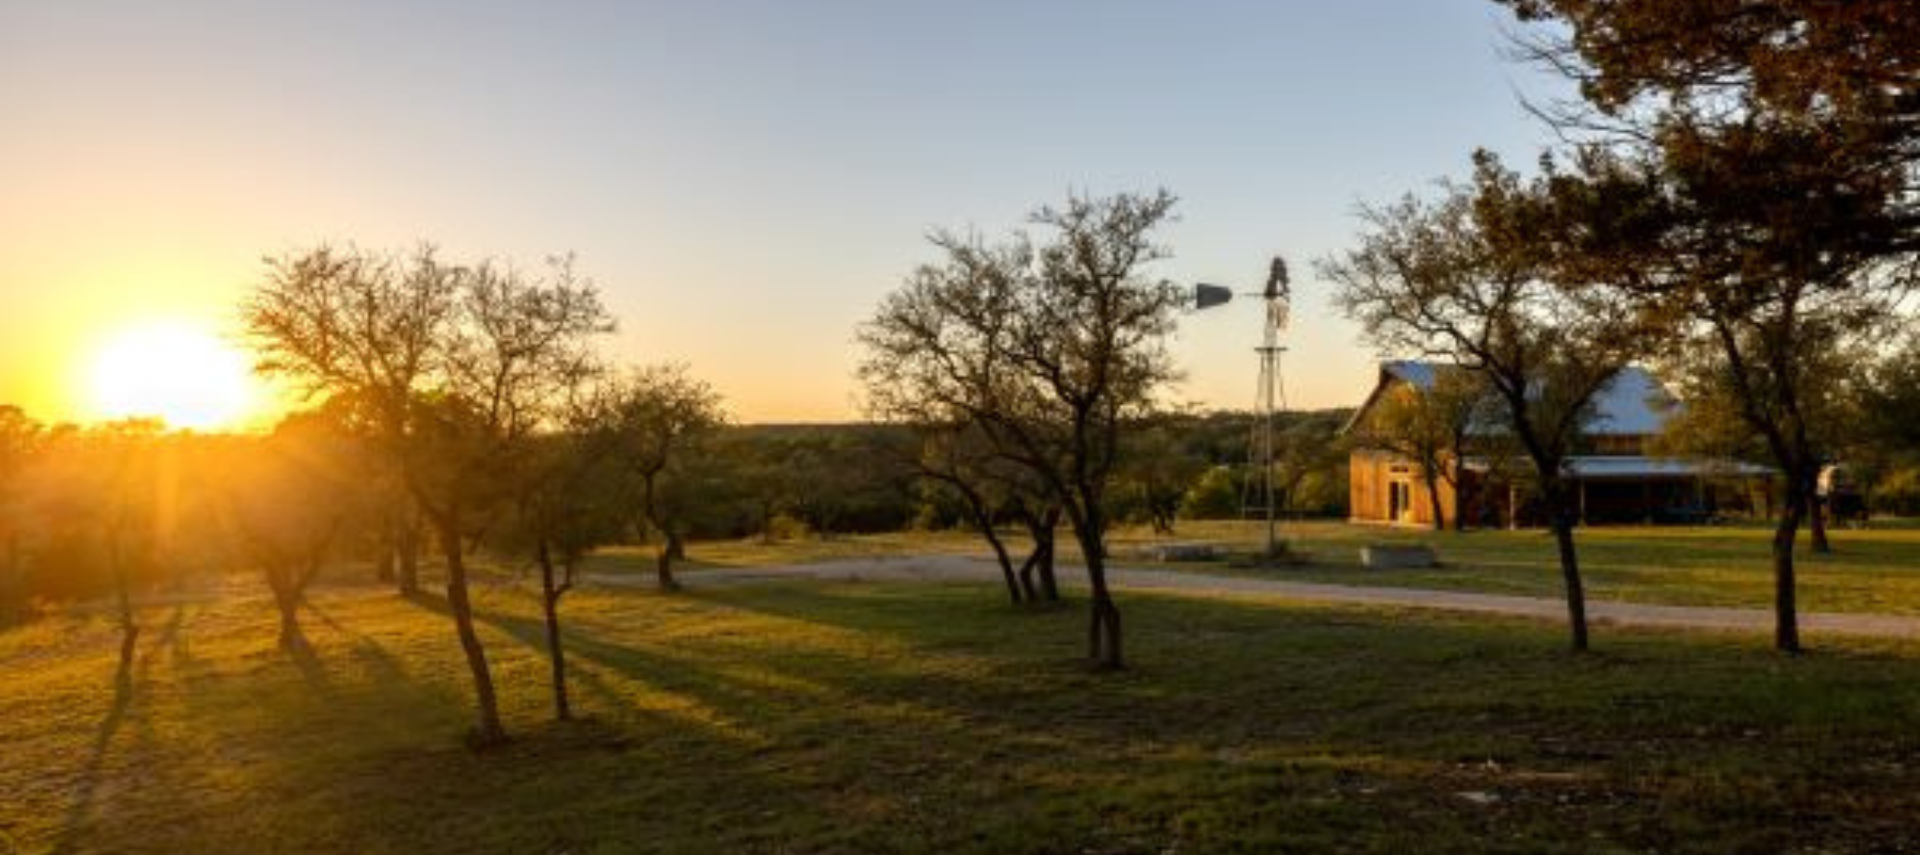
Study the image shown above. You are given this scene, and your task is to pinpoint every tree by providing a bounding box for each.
[223,414,359,653]
[1180,466,1240,520]
[1271,413,1354,518]
[581,364,726,591]
[41,420,170,684]
[860,190,1186,669]
[1499,0,1920,652]
[1323,157,1639,651]
[0,406,43,621]
[243,245,612,744]
[1649,331,1864,547]
[1351,368,1494,531]
[493,422,627,721]
[905,419,1061,606]
[1113,418,1207,535]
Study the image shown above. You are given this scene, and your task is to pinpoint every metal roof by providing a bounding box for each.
[1372,361,1672,438]
[1563,456,1774,480]
[1462,455,1775,479]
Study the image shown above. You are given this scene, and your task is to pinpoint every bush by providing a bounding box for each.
[1180,466,1241,520]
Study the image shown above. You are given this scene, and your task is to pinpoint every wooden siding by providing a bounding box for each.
[1348,449,1457,527]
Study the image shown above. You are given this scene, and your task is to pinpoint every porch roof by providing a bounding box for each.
[1464,455,1776,480]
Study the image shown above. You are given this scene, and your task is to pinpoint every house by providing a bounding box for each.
[1343,361,1774,528]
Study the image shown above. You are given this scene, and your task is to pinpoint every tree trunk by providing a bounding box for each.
[375,526,396,584]
[1449,457,1468,532]
[642,474,682,592]
[1772,478,1807,653]
[1014,548,1041,602]
[1425,472,1447,532]
[269,570,308,652]
[655,529,683,592]
[397,514,421,596]
[1036,508,1062,602]
[1807,493,1831,554]
[2,533,22,619]
[438,518,505,745]
[114,561,139,687]
[1547,500,1590,653]
[537,540,571,722]
[1076,524,1122,669]
[965,495,1023,605]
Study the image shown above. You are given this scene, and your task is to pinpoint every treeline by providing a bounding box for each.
[0,408,1355,623]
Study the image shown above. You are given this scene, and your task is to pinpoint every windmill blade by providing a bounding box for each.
[1264,256,1290,302]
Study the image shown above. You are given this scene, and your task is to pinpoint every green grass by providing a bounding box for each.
[644,519,1920,615]
[582,529,988,576]
[5,571,1920,854]
[1121,519,1920,615]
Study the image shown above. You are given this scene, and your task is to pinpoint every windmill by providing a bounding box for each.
[1194,256,1292,560]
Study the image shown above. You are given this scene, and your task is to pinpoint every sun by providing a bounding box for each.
[88,319,260,431]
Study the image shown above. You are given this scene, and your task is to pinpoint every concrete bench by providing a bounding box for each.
[1126,542,1220,562]
[1360,544,1438,569]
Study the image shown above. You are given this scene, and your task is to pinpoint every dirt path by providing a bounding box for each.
[598,555,1920,641]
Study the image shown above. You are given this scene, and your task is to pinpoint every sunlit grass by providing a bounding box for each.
[5,572,1920,853]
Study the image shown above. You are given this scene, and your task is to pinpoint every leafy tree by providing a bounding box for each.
[1112,419,1207,535]
[0,406,43,621]
[1180,466,1240,520]
[1271,413,1353,518]
[30,420,172,682]
[1324,158,1640,651]
[1352,367,1494,531]
[780,427,918,538]
[860,190,1186,669]
[223,414,360,653]
[1500,0,1920,652]
[493,425,627,721]
[581,364,726,591]
[243,245,611,745]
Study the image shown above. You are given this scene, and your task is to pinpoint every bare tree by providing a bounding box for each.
[860,190,1185,669]
[243,245,612,745]
[907,420,1061,606]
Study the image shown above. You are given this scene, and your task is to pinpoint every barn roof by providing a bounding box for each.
[1348,361,1674,438]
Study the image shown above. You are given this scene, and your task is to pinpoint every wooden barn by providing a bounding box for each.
[1343,361,1774,528]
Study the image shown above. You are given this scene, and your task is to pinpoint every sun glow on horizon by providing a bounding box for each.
[86,319,262,431]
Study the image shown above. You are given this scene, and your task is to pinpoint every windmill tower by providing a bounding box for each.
[1241,257,1291,558]
[1193,256,1293,560]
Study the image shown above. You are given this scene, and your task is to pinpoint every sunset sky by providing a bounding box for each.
[0,1,1571,428]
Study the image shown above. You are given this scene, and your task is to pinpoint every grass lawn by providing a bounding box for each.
[1121,520,1920,615]
[582,528,988,576]
[4,571,1920,854]
[618,520,1920,616]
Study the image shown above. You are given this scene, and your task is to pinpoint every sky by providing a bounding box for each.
[0,0,1574,426]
